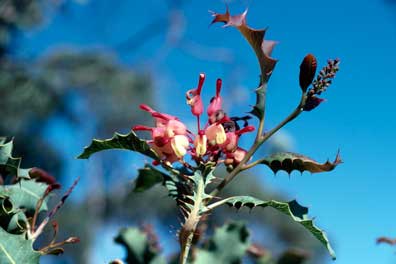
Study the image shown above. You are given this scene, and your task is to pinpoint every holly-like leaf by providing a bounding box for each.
[211,196,335,259]
[0,139,31,180]
[211,8,277,83]
[0,180,48,214]
[194,221,250,264]
[114,227,166,264]
[259,152,342,174]
[7,211,28,234]
[181,166,216,217]
[133,166,167,193]
[0,226,41,264]
[132,165,185,201]
[211,8,277,119]
[77,131,158,160]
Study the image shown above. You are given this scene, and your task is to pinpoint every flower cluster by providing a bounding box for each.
[133,73,255,166]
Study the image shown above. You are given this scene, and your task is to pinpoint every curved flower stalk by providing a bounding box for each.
[79,6,342,264]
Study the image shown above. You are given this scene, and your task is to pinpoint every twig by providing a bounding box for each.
[32,177,80,240]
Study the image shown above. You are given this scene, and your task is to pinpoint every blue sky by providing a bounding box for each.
[20,0,396,263]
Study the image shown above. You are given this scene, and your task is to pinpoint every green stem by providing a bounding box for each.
[210,93,306,197]
[179,172,206,263]
[204,197,234,212]
[255,83,267,141]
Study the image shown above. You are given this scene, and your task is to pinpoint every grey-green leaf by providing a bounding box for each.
[134,166,169,193]
[78,131,158,160]
[212,196,336,259]
[0,140,31,179]
[0,180,48,214]
[194,221,250,264]
[133,165,182,201]
[0,226,41,264]
[114,227,166,264]
[259,152,342,174]
[7,211,27,234]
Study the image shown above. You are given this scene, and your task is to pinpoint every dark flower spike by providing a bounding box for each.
[210,8,278,83]
[299,54,317,92]
[311,58,340,95]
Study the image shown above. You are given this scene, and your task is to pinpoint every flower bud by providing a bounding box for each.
[299,54,317,92]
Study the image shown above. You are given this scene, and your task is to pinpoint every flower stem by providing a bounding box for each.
[179,170,205,263]
[180,232,194,264]
[210,93,306,197]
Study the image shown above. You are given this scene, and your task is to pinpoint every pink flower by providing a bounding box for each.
[135,73,256,166]
[133,106,190,163]
[225,147,247,166]
[220,125,255,152]
[139,104,177,127]
[205,123,226,146]
[171,135,190,157]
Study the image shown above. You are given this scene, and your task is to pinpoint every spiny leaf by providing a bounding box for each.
[217,196,335,259]
[0,226,41,264]
[133,166,168,193]
[133,165,184,200]
[259,152,342,174]
[211,8,277,119]
[7,211,27,234]
[78,131,158,160]
[0,139,31,180]
[194,221,250,264]
[191,164,216,187]
[114,227,166,264]
[0,179,48,214]
[211,8,277,82]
